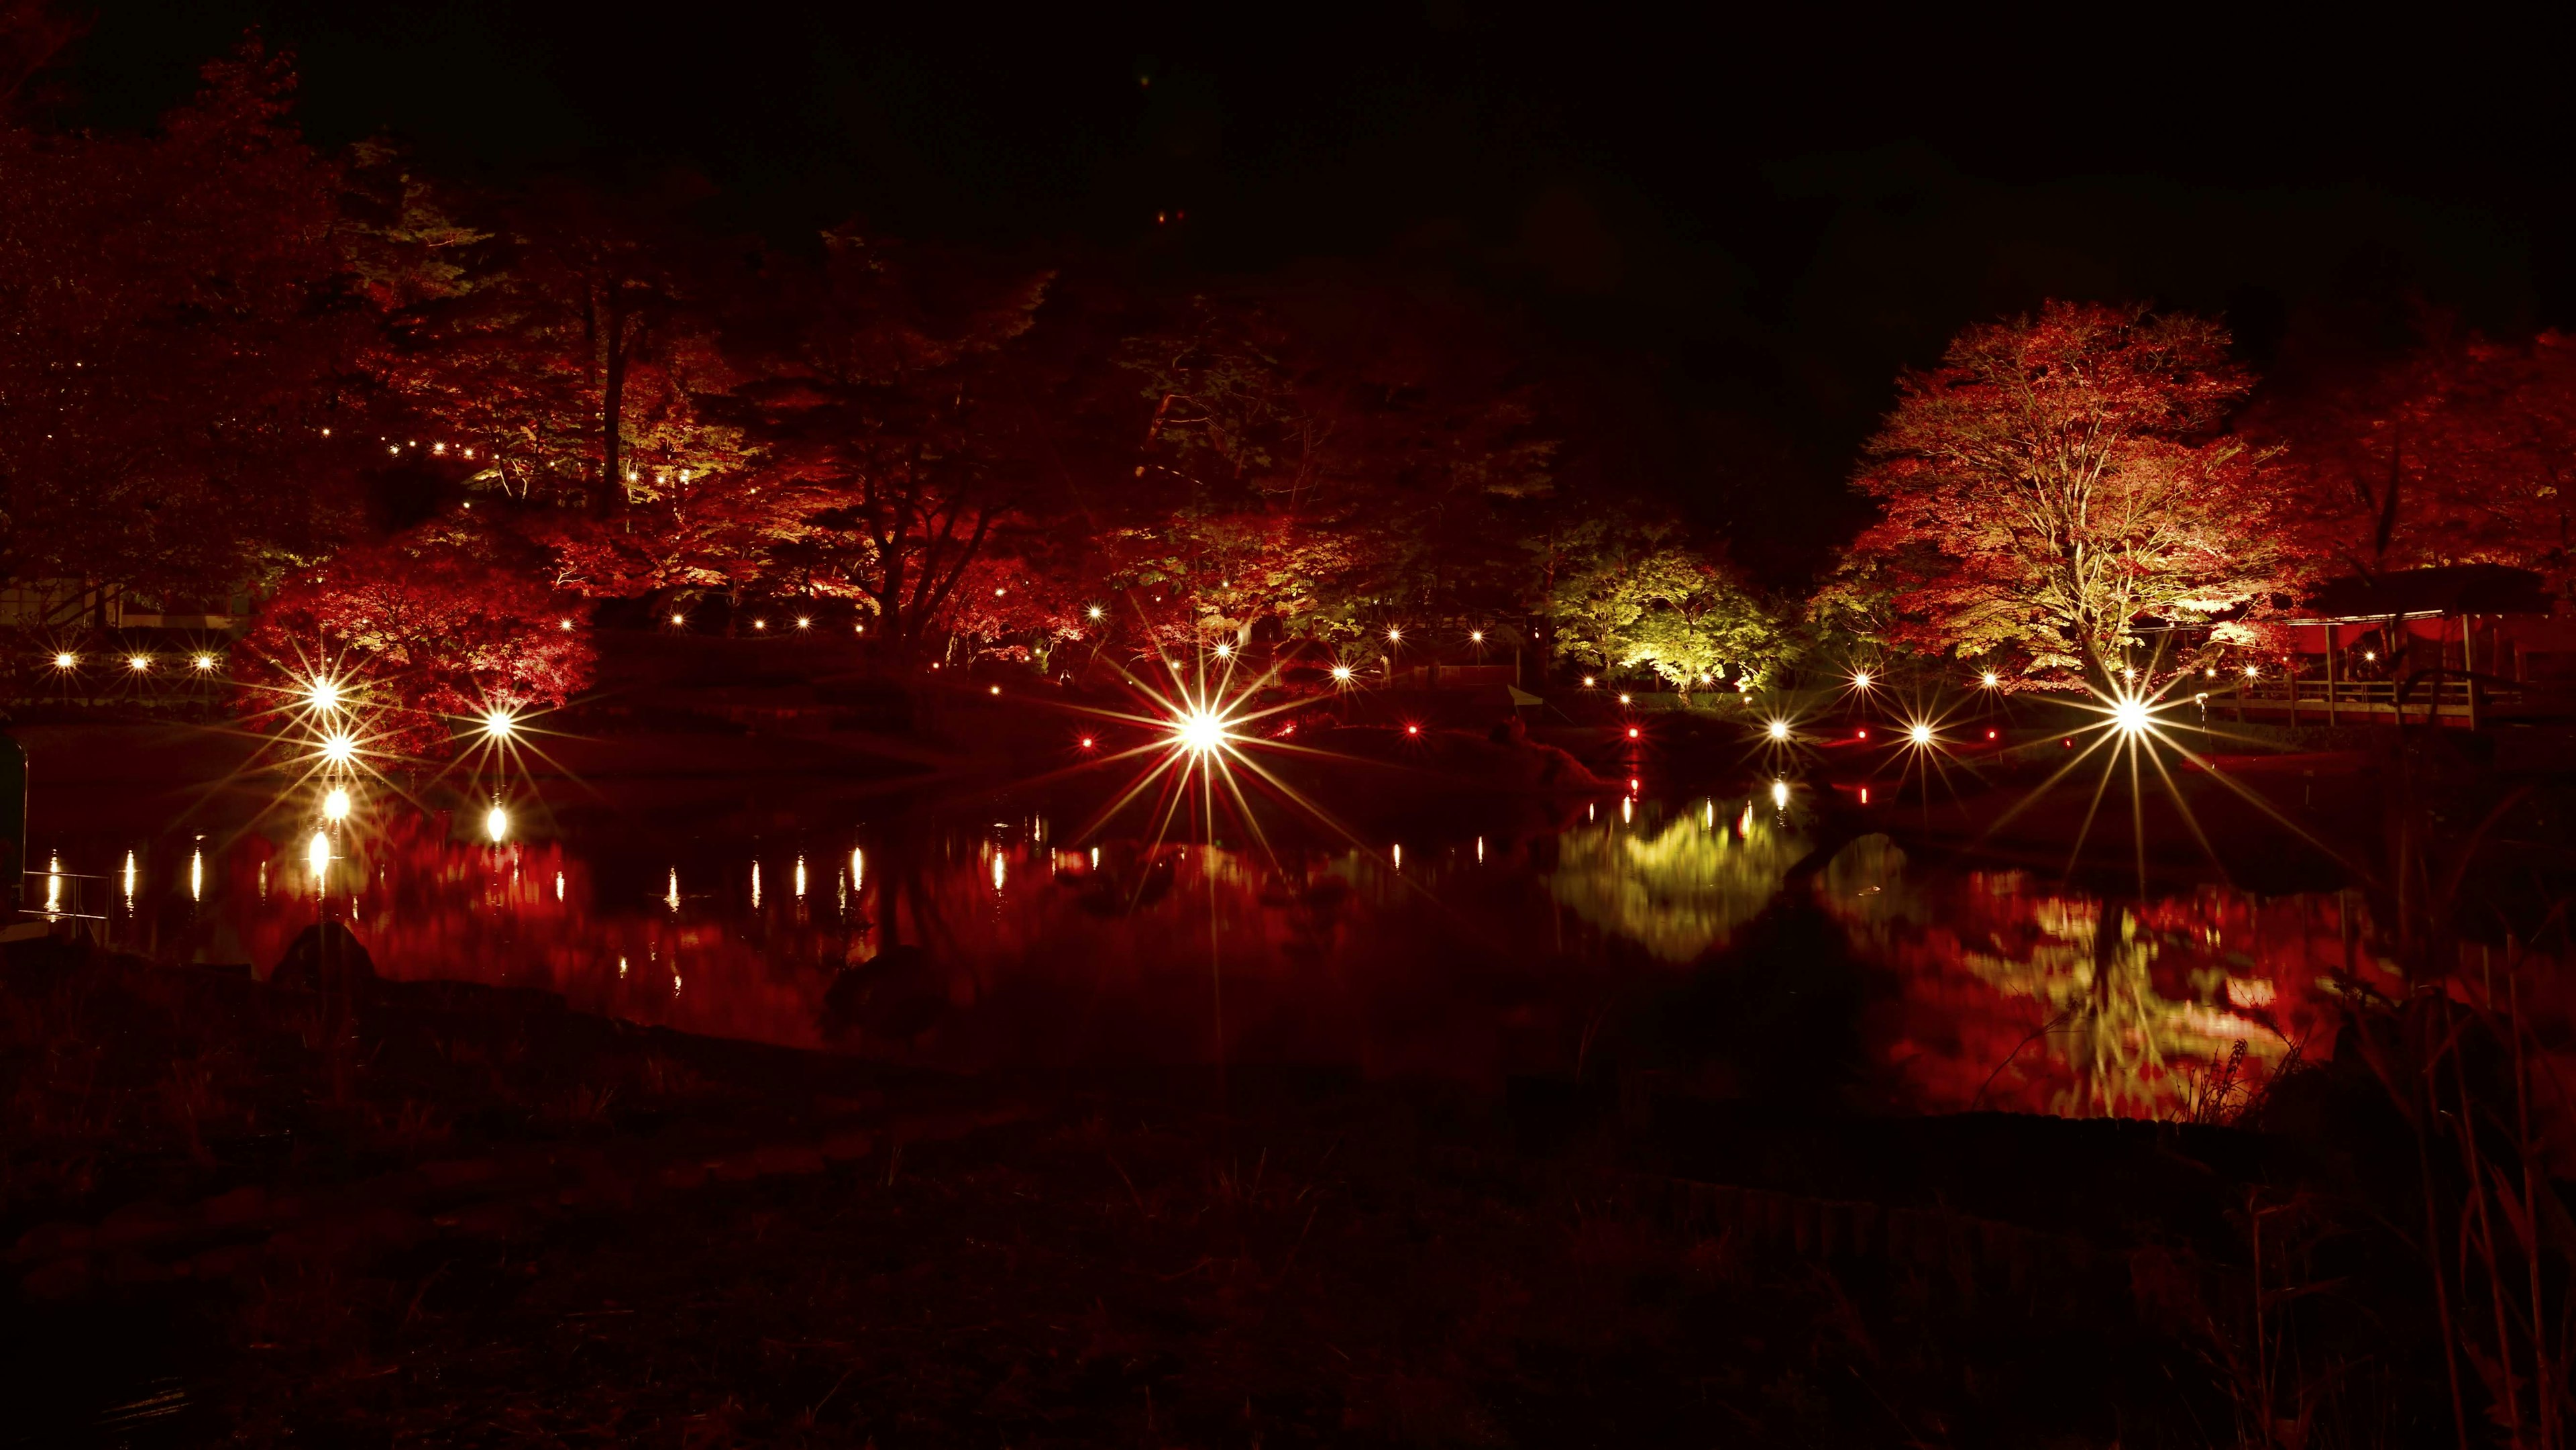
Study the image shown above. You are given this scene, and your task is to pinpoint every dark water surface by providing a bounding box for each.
[33,771,2403,1121]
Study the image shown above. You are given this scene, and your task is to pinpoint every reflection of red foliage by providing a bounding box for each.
[211,814,1629,1088]
[1847,874,2406,1118]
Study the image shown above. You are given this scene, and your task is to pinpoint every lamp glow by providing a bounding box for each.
[485,802,509,842]
[322,786,350,822]
[1469,630,1484,643]
[320,731,356,766]
[1386,627,1402,643]
[1087,605,1104,621]
[1909,723,1933,745]
[1331,664,1354,682]
[307,830,329,878]
[2112,698,2151,735]
[483,709,516,739]
[1851,671,1872,690]
[1214,642,1232,658]
[1767,718,1790,741]
[1981,671,1999,688]
[795,617,811,629]
[1771,779,1790,809]
[127,655,149,672]
[1174,710,1228,755]
[307,678,341,711]
[51,652,74,670]
[193,654,216,672]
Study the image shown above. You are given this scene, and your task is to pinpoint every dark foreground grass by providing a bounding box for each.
[0,936,2504,1447]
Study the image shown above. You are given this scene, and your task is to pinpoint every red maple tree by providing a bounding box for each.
[2248,319,2576,595]
[1837,301,2315,688]
[0,40,367,599]
[239,517,594,756]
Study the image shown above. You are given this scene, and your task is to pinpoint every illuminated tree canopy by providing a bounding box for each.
[1839,301,2314,688]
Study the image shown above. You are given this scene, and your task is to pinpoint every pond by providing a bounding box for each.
[31,766,2406,1122]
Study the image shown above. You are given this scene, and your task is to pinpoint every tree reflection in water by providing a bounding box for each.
[66,793,2438,1119]
[1823,834,2408,1118]
[1546,797,1806,962]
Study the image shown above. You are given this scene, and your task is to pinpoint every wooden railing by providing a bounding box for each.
[2216,676,2538,727]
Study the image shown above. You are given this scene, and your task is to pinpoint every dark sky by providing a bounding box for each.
[55,1,2576,577]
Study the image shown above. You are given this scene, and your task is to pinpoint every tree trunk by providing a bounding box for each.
[597,287,629,518]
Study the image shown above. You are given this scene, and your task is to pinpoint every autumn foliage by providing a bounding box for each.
[239,523,594,754]
[31,25,2576,719]
[2248,319,2576,597]
[0,42,362,598]
[1841,301,2314,688]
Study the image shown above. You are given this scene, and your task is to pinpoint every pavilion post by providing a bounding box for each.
[2324,625,2337,726]
[2465,613,2479,730]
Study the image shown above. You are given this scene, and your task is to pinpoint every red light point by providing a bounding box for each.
[1856,728,1868,740]
[1625,725,1640,739]
[1405,723,1420,736]
[1079,736,1095,749]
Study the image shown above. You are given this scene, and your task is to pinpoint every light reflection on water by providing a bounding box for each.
[50,790,2416,1117]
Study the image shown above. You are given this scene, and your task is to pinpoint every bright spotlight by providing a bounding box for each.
[795,617,812,629]
[1851,671,1872,690]
[193,654,217,672]
[306,830,329,878]
[307,678,341,711]
[1386,627,1402,643]
[1214,642,1232,658]
[483,709,516,739]
[1766,718,1790,741]
[127,654,150,672]
[1174,710,1228,754]
[50,652,74,670]
[1770,779,1790,809]
[1470,629,1485,643]
[1581,676,1595,688]
[1331,664,1354,682]
[2112,697,2151,735]
[485,802,509,842]
[669,613,685,626]
[320,731,357,766]
[2243,665,2260,678]
[1980,671,1999,688]
[1087,605,1104,621]
[1909,723,1933,745]
[322,786,350,822]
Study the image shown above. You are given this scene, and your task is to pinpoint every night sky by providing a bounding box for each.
[54,1,2576,579]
